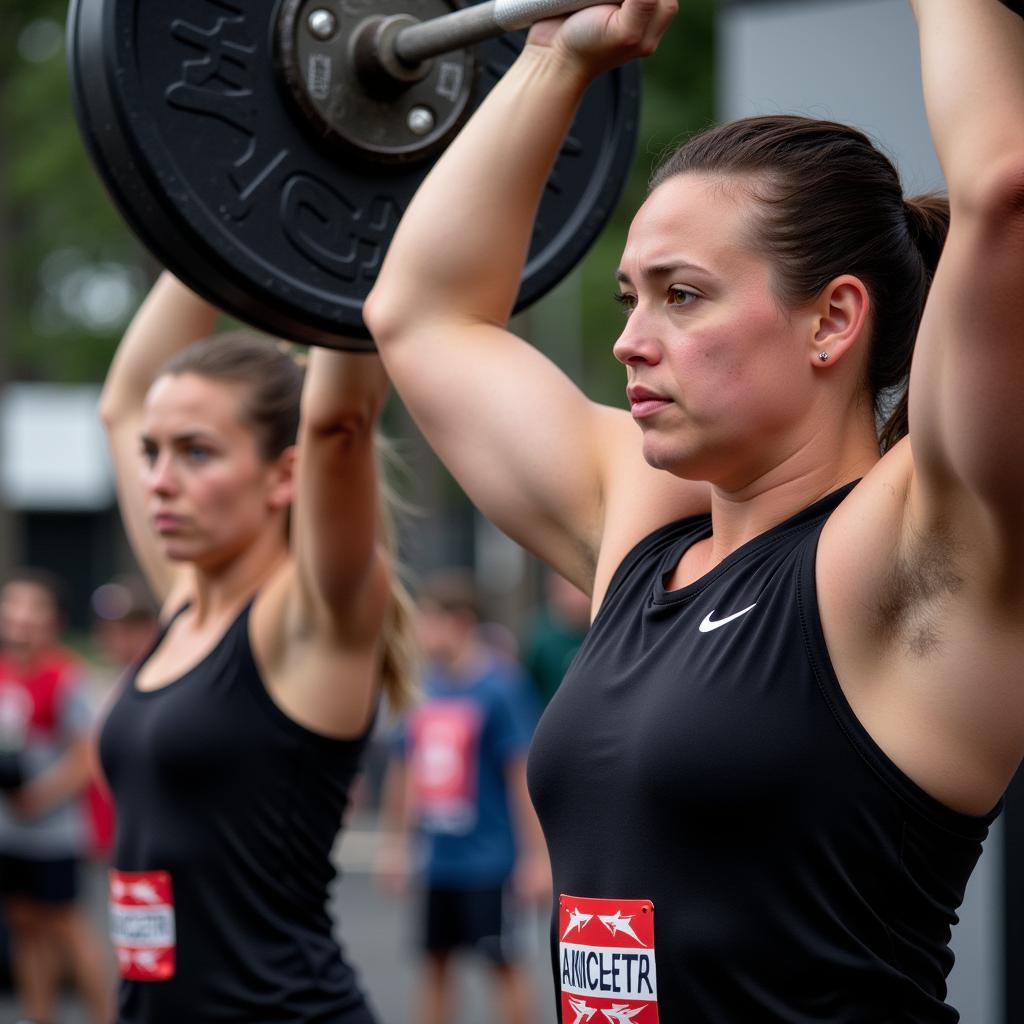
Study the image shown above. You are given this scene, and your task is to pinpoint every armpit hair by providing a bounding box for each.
[875,517,965,658]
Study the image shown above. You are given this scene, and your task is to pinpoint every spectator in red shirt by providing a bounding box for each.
[0,569,112,1024]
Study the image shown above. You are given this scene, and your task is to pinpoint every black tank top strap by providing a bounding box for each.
[114,601,191,691]
[160,601,192,628]
[230,600,379,750]
[138,601,190,663]
[596,513,712,624]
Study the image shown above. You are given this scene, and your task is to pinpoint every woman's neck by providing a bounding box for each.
[703,414,881,569]
[185,529,291,623]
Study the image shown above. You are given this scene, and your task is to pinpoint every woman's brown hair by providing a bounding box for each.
[650,115,950,452]
[161,332,417,712]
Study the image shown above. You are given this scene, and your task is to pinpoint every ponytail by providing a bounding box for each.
[876,192,951,452]
[375,435,419,715]
[903,193,950,286]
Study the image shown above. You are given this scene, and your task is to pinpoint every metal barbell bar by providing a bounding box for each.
[392,0,619,67]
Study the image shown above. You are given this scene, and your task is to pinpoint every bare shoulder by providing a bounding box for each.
[817,442,999,664]
[250,556,388,738]
[818,441,1024,813]
[251,553,391,660]
[817,446,914,646]
[822,438,1024,646]
[590,404,711,611]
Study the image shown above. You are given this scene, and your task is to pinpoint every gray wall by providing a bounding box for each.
[720,0,943,191]
[718,3,1003,1022]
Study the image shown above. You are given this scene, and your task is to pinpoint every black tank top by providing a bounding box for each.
[99,601,376,1023]
[527,484,999,1024]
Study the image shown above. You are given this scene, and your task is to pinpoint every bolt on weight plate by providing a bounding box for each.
[67,0,640,351]
[276,0,478,165]
[306,7,337,41]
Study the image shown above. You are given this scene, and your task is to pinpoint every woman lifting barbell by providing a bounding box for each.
[97,272,415,1023]
[364,0,1024,1020]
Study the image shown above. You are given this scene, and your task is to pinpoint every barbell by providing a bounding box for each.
[67,0,640,350]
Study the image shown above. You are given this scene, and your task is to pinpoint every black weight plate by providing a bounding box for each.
[67,0,640,350]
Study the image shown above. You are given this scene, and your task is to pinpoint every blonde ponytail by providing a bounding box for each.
[375,434,419,715]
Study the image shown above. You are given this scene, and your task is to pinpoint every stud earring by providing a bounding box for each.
[817,351,830,363]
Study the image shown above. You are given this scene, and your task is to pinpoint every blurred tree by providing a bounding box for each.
[1,0,147,385]
[0,6,18,578]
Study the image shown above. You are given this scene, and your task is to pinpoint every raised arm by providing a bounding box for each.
[291,349,392,640]
[255,348,397,736]
[374,751,413,897]
[364,0,690,596]
[907,1,1024,543]
[98,273,218,603]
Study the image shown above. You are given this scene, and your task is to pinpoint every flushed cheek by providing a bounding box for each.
[669,336,747,415]
[202,487,255,527]
[685,300,792,397]
[205,477,268,531]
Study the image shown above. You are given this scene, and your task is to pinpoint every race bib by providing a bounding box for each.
[109,870,176,981]
[559,894,658,1024]
[408,700,482,833]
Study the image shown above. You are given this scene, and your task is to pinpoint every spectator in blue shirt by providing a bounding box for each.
[377,570,549,1024]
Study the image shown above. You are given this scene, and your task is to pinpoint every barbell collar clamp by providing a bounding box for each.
[352,14,433,96]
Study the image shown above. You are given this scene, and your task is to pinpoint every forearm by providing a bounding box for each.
[911,0,1024,204]
[301,350,389,435]
[295,349,391,617]
[507,757,551,900]
[99,271,219,426]
[508,757,546,856]
[379,759,413,839]
[366,47,590,336]
[373,758,415,893]
[18,739,92,818]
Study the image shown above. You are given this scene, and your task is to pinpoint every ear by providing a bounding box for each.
[265,445,297,512]
[809,275,870,368]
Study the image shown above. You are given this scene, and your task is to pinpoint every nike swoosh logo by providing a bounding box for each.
[698,603,757,633]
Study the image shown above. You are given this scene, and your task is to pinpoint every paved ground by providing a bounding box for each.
[0,818,557,1024]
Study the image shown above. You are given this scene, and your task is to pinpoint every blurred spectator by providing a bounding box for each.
[0,569,112,1024]
[521,569,591,707]
[377,570,548,1024]
[476,620,521,665]
[89,576,159,673]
